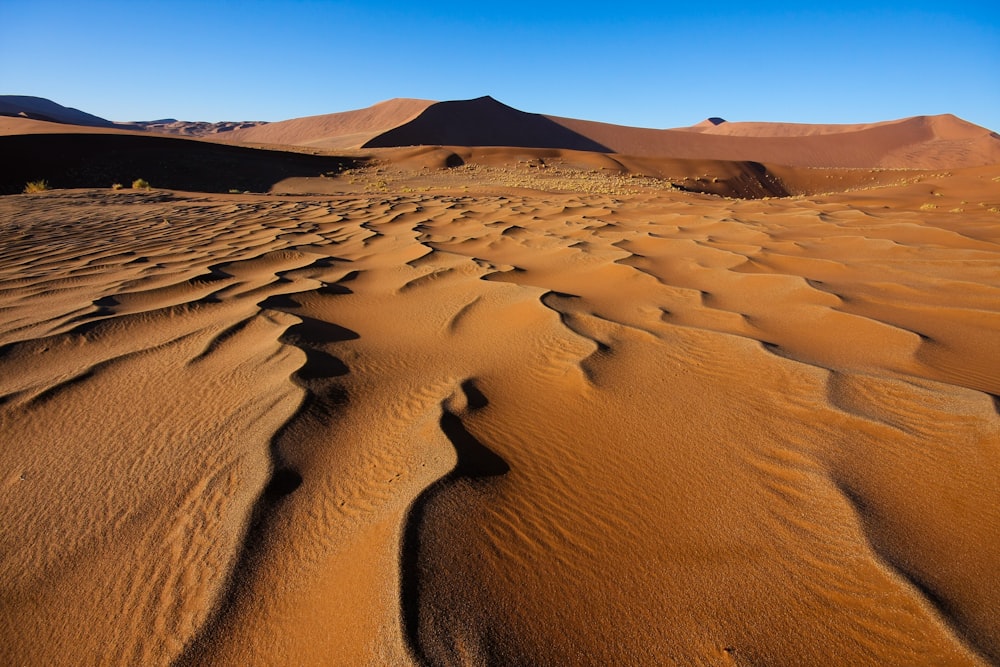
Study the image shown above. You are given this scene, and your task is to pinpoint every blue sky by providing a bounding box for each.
[2,1,998,130]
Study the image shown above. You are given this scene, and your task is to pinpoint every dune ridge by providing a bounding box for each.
[4,97,998,203]
[552,112,1000,168]
[1,156,998,665]
[117,93,1000,170]
[218,96,1000,170]
[361,96,612,153]
[223,98,435,149]
[677,113,984,138]
[0,95,116,128]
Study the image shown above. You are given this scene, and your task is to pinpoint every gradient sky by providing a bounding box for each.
[2,1,998,130]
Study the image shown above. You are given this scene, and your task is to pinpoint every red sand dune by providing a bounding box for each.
[223,98,435,149]
[10,95,998,171]
[551,112,1000,168]
[361,96,611,153]
[223,96,1000,170]
[0,95,116,128]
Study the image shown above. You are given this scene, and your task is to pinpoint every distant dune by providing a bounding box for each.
[219,95,1000,170]
[0,95,116,128]
[223,98,435,149]
[0,96,270,139]
[6,95,999,171]
[117,119,269,138]
[550,112,1000,169]
[361,96,611,153]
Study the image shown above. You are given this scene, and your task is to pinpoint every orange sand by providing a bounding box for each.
[222,96,1000,169]
[1,160,998,666]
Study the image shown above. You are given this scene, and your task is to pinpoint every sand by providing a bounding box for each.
[221,96,1000,170]
[0,110,999,666]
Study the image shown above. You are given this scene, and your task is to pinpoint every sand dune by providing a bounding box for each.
[116,119,269,138]
[0,95,268,138]
[362,96,611,153]
[216,96,1000,170]
[677,114,975,138]
[0,129,361,195]
[223,98,435,149]
[3,117,914,200]
[1,148,998,666]
[7,96,998,176]
[0,95,116,128]
[553,112,1000,168]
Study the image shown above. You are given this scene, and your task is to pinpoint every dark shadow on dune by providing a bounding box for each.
[0,132,366,194]
[363,96,612,153]
[276,314,360,346]
[459,378,488,410]
[175,305,357,666]
[400,380,509,666]
[439,410,509,478]
[745,161,790,197]
[316,282,353,296]
[263,467,303,500]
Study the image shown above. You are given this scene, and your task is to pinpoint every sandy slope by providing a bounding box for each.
[553,113,1000,169]
[223,98,435,149]
[0,161,997,666]
[0,95,116,128]
[217,96,1000,170]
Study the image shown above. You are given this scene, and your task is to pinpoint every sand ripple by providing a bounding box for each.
[1,178,998,665]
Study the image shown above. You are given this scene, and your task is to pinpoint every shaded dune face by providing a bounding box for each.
[0,132,363,195]
[363,97,612,153]
[0,94,117,128]
[0,167,998,667]
[229,93,1000,170]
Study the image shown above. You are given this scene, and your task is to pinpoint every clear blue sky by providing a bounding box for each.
[2,1,998,130]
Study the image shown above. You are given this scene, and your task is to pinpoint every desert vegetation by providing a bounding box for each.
[23,179,49,193]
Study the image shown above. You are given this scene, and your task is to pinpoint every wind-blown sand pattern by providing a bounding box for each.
[1,158,999,665]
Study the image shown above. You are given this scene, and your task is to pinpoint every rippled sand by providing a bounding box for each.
[1,167,998,665]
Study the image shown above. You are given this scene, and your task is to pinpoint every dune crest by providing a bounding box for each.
[5,95,999,172]
[0,95,116,128]
[223,94,1000,169]
[362,96,612,153]
[552,112,1000,168]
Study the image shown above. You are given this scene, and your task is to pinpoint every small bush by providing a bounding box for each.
[111,183,123,190]
[24,180,50,193]
[132,178,151,190]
